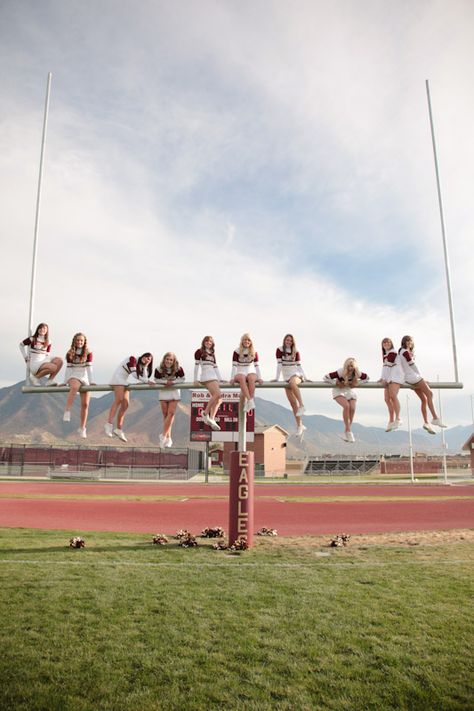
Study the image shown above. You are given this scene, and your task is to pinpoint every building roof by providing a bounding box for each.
[255,424,289,437]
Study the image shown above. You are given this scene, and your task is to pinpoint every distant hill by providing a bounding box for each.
[0,381,192,448]
[256,396,473,456]
[0,381,472,455]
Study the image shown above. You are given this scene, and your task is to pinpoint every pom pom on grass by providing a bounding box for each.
[330,534,351,547]
[257,527,278,536]
[69,536,85,548]
[229,537,248,551]
[178,532,198,548]
[152,534,168,545]
[201,526,226,538]
[175,529,189,540]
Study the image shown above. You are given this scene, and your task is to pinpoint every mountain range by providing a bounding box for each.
[0,381,472,456]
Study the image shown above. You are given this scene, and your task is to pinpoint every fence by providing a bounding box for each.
[0,444,202,480]
[304,456,472,478]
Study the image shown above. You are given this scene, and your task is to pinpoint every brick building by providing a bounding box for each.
[223,424,289,477]
[462,433,474,474]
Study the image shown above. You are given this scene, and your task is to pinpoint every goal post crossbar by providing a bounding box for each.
[21,381,464,394]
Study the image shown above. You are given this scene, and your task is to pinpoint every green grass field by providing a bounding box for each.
[1,528,473,711]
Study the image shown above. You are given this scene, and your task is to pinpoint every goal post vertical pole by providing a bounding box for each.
[425,79,459,382]
[228,397,254,548]
[437,375,448,484]
[406,395,415,484]
[26,73,52,379]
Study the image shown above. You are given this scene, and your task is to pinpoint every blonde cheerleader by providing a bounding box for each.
[229,333,263,413]
[63,333,94,438]
[324,358,369,442]
[154,352,185,448]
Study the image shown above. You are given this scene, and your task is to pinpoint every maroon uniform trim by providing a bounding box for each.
[66,351,93,364]
[122,356,137,374]
[232,350,259,365]
[329,369,368,384]
[154,366,185,382]
[276,348,301,364]
[22,337,51,354]
[195,348,216,365]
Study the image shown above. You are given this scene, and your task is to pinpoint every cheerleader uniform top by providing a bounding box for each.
[324,368,369,399]
[381,349,404,385]
[154,366,185,385]
[65,348,94,385]
[230,349,262,380]
[19,336,51,373]
[133,362,154,384]
[398,348,423,385]
[194,348,222,382]
[274,348,306,381]
[109,356,138,385]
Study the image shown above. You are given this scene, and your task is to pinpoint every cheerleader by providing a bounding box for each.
[380,337,404,432]
[63,333,94,438]
[273,334,308,437]
[399,335,446,434]
[194,336,223,431]
[229,333,263,412]
[105,353,154,442]
[19,322,63,386]
[324,358,369,442]
[154,352,185,448]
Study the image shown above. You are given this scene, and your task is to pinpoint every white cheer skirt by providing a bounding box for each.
[200,364,219,383]
[159,388,181,401]
[332,386,357,401]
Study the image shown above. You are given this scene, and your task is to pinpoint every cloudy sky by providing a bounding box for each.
[1,0,473,430]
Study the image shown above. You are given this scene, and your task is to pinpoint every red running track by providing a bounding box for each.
[0,481,473,536]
